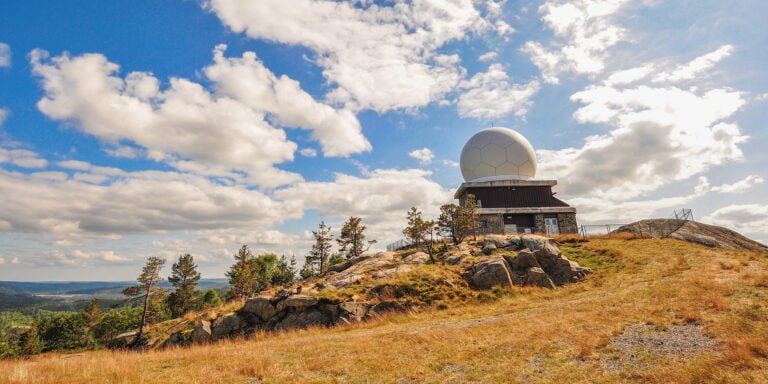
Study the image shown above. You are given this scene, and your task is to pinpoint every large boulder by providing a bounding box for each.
[161,332,186,348]
[549,258,592,285]
[484,234,511,249]
[524,267,556,289]
[508,249,541,270]
[445,243,472,265]
[404,251,430,264]
[482,242,497,255]
[242,296,277,321]
[338,301,370,322]
[276,309,333,330]
[469,256,514,289]
[276,295,319,312]
[212,313,245,340]
[190,320,212,344]
[522,235,561,257]
[328,255,370,272]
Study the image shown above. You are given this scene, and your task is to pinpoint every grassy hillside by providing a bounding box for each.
[2,237,767,383]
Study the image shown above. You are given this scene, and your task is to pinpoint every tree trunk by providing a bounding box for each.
[135,281,152,345]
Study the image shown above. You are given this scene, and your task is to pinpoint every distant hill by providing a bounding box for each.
[615,219,768,252]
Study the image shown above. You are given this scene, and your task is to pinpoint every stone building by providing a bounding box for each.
[456,127,577,235]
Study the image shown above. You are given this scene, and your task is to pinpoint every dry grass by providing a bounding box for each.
[2,238,768,383]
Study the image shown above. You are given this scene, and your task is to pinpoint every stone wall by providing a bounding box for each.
[557,213,578,234]
[534,214,545,233]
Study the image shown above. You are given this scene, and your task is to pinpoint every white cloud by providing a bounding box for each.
[31,47,373,187]
[538,45,748,224]
[0,162,302,239]
[0,142,48,169]
[104,146,145,159]
[702,204,768,244]
[696,175,764,194]
[49,249,130,266]
[205,45,370,157]
[457,64,540,119]
[443,159,460,168]
[0,43,10,68]
[522,0,633,83]
[409,147,435,165]
[299,148,318,157]
[205,0,505,112]
[653,45,734,83]
[479,51,499,62]
[276,168,453,244]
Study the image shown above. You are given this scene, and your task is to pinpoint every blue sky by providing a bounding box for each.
[0,0,766,280]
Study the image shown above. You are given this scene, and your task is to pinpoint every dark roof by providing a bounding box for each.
[459,186,571,208]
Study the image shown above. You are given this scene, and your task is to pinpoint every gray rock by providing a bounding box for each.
[369,301,407,314]
[276,309,332,330]
[445,252,466,265]
[242,296,277,321]
[510,249,540,271]
[328,255,370,272]
[484,234,511,248]
[338,301,370,322]
[276,294,318,312]
[482,242,497,255]
[404,251,430,264]
[470,256,513,289]
[212,313,245,340]
[522,235,561,256]
[190,320,212,344]
[549,258,592,285]
[161,332,186,348]
[524,267,556,289]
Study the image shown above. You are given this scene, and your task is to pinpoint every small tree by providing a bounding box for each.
[201,289,223,309]
[168,253,201,317]
[81,298,103,330]
[461,194,480,241]
[226,245,255,300]
[18,322,41,356]
[437,204,461,245]
[122,256,166,343]
[337,216,376,259]
[403,207,433,251]
[271,255,296,287]
[306,221,333,274]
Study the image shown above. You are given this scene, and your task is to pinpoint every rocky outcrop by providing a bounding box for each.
[212,313,245,340]
[445,243,472,265]
[616,219,768,253]
[404,251,430,264]
[467,234,591,289]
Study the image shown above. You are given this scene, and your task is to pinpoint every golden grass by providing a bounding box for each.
[3,238,768,383]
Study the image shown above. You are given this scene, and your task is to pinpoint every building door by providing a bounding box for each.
[544,218,560,235]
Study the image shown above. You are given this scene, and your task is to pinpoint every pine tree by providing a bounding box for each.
[81,298,102,333]
[403,207,433,251]
[461,193,480,241]
[167,253,201,317]
[271,255,296,287]
[337,216,376,259]
[122,256,165,343]
[226,245,255,300]
[306,221,333,274]
[201,289,223,308]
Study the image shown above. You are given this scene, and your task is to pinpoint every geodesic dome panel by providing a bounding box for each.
[459,127,537,181]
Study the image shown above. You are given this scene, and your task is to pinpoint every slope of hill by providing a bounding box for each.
[616,219,768,252]
[2,235,767,383]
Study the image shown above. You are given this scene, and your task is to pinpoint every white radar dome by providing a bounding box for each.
[460,127,537,182]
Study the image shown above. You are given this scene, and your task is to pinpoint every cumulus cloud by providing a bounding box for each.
[457,64,540,119]
[49,249,130,266]
[0,43,10,67]
[537,45,749,223]
[0,162,302,239]
[276,168,453,243]
[0,146,48,168]
[409,148,435,164]
[205,45,370,156]
[30,47,372,187]
[522,0,633,83]
[696,175,764,194]
[205,0,506,112]
[702,204,768,244]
